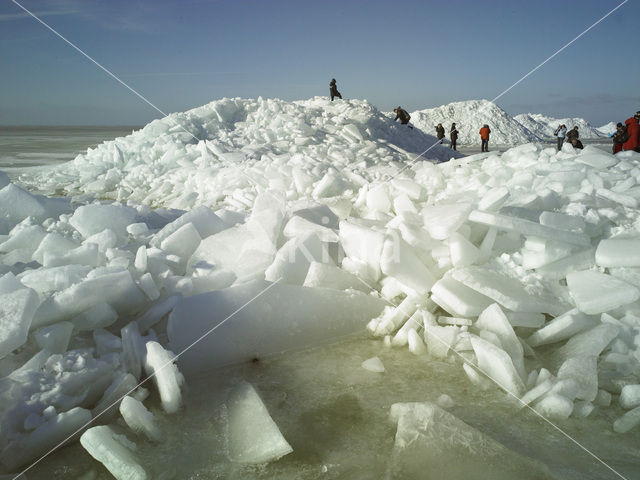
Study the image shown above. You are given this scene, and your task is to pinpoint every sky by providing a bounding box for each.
[1,0,638,126]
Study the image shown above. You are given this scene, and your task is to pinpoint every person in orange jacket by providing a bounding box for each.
[622,112,640,152]
[479,124,491,152]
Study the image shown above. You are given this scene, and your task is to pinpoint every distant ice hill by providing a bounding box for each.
[514,113,606,139]
[596,121,617,136]
[410,100,540,145]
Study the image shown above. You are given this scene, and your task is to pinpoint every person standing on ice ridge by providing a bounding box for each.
[566,126,579,144]
[554,124,567,151]
[622,111,640,152]
[393,107,413,129]
[479,124,491,152]
[449,123,459,150]
[435,123,445,143]
[329,78,342,101]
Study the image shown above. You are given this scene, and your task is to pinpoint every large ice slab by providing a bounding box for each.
[421,203,473,240]
[595,238,640,268]
[452,266,567,315]
[339,220,386,281]
[468,210,591,246]
[388,402,555,479]
[527,308,599,347]
[0,288,41,359]
[431,275,493,317]
[70,203,137,242]
[168,280,386,374]
[225,382,292,464]
[566,270,640,314]
[380,235,436,295]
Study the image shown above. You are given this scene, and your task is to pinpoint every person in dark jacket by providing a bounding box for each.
[450,123,459,150]
[435,123,445,143]
[329,78,342,101]
[566,126,579,143]
[393,107,413,129]
[622,112,640,152]
[479,124,491,152]
[612,122,627,154]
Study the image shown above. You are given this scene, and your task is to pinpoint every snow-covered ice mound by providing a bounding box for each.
[2,95,640,477]
[597,121,618,137]
[410,99,540,145]
[514,113,606,140]
[16,97,460,211]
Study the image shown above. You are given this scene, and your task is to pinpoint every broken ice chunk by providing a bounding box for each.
[534,393,573,420]
[119,396,162,442]
[225,382,293,464]
[527,308,598,347]
[452,266,566,315]
[0,407,92,471]
[557,356,598,402]
[361,356,385,372]
[144,341,183,414]
[34,321,73,354]
[619,384,640,410]
[422,203,473,240]
[80,425,147,480]
[468,210,591,246]
[430,275,493,317]
[0,287,41,359]
[595,238,640,268]
[613,406,640,433]
[566,270,640,314]
[470,335,525,396]
[388,402,555,478]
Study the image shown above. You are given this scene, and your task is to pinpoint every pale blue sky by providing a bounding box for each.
[1,0,638,126]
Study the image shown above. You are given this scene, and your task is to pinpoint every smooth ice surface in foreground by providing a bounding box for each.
[389,402,555,479]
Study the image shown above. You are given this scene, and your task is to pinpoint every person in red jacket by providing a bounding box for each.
[622,112,640,152]
[479,124,491,152]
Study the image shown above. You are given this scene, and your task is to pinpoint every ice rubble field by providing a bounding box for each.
[1,96,640,478]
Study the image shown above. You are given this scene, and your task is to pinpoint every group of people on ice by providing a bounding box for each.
[553,111,640,154]
[329,79,640,155]
[331,78,492,152]
[553,125,583,150]
[610,111,640,154]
